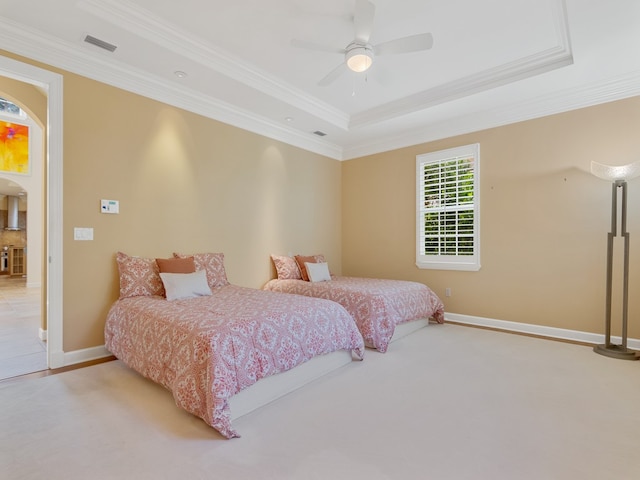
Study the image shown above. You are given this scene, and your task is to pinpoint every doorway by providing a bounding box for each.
[0,275,44,379]
[0,54,63,374]
[0,99,45,380]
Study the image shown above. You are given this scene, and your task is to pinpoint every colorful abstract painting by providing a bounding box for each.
[0,121,29,174]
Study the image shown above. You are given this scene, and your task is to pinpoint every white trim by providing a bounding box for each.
[64,308,637,369]
[445,312,640,351]
[0,55,64,369]
[416,261,482,272]
[416,144,480,271]
[351,0,572,129]
[342,71,640,160]
[76,0,349,130]
[350,46,572,129]
[5,0,640,163]
[63,345,111,367]
[46,69,64,369]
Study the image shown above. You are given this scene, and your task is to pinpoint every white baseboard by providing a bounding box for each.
[63,345,112,367]
[445,312,640,350]
[52,314,640,369]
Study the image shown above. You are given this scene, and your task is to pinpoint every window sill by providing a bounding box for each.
[416,261,481,272]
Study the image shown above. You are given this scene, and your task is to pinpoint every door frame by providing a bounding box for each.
[0,55,64,368]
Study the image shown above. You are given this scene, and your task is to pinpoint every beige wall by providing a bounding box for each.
[4,49,640,353]
[61,75,343,351]
[0,75,46,122]
[343,97,640,338]
[2,52,343,352]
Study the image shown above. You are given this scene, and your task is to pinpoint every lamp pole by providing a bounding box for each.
[592,172,638,360]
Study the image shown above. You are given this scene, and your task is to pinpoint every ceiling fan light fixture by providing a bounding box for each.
[346,45,373,72]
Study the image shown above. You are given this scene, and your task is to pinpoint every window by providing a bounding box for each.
[416,143,480,271]
[0,97,25,118]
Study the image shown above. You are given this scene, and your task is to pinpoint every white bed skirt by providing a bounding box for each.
[229,319,428,419]
[229,349,354,420]
[388,318,429,344]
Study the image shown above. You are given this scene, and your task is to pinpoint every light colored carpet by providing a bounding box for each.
[1,323,639,480]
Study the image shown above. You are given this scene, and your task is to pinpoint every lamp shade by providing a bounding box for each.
[591,161,640,181]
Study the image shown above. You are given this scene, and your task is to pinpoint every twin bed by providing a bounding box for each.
[265,254,445,352]
[105,251,444,438]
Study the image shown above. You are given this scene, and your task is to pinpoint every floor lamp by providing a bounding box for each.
[591,161,640,360]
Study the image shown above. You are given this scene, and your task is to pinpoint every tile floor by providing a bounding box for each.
[0,275,45,380]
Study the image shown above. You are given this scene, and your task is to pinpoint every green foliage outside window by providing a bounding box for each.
[421,157,475,256]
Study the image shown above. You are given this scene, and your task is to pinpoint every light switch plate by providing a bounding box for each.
[74,227,93,241]
[101,199,119,214]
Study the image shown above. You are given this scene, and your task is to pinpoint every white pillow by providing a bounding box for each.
[160,269,213,301]
[305,262,331,282]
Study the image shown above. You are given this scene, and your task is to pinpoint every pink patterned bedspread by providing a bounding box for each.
[263,276,445,353]
[104,285,364,439]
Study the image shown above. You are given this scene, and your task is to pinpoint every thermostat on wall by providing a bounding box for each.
[101,199,119,214]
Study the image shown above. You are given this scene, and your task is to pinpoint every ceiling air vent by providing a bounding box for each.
[84,34,117,53]
[313,130,327,137]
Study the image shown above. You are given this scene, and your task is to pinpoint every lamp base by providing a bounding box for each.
[593,344,640,360]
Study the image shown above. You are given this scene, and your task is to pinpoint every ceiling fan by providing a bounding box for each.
[292,0,433,87]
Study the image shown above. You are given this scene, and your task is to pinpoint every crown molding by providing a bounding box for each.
[77,0,349,130]
[2,0,638,163]
[342,69,640,160]
[0,17,344,160]
[350,0,573,129]
[349,45,573,130]
[77,0,575,133]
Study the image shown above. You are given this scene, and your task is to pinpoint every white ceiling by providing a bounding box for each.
[1,0,639,160]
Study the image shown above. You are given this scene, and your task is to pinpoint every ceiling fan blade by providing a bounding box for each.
[318,62,348,87]
[290,38,344,55]
[353,0,375,44]
[373,32,434,55]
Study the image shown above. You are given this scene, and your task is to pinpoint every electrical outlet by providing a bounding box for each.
[445,288,451,297]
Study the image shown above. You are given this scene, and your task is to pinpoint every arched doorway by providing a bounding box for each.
[0,54,63,371]
[0,97,45,378]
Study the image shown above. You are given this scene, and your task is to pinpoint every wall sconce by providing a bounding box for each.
[591,160,640,360]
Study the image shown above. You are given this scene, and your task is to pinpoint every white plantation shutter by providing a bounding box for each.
[416,144,480,271]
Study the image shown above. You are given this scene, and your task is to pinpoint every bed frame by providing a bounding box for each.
[230,318,428,420]
[388,318,429,344]
[230,349,355,420]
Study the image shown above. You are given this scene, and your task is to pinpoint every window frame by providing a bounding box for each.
[0,97,27,119]
[416,143,480,271]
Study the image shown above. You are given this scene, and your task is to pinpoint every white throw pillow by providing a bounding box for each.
[160,269,213,301]
[305,262,331,282]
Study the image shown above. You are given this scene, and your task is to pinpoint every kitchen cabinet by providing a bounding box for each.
[9,247,25,276]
